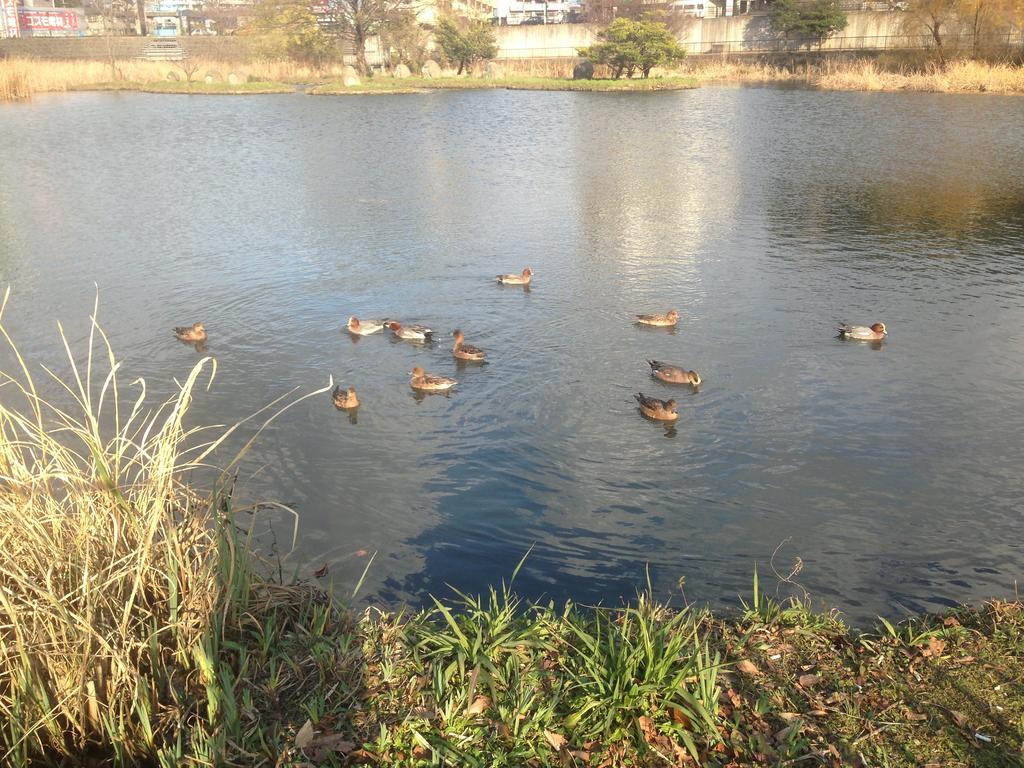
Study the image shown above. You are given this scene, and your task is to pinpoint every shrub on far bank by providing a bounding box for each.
[435,16,498,75]
[769,0,849,49]
[579,18,687,79]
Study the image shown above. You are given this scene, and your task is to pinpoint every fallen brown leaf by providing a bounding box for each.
[950,710,969,729]
[778,712,801,722]
[295,719,314,749]
[672,741,697,765]
[798,674,821,688]
[348,748,377,764]
[304,733,355,763]
[736,659,759,676]
[466,696,491,716]
[923,637,946,658]
[670,707,692,728]
[544,729,568,751]
[943,617,961,627]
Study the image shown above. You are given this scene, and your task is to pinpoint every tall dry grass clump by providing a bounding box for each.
[0,291,329,765]
[680,58,804,83]
[0,56,351,99]
[817,58,1024,93]
[0,61,33,102]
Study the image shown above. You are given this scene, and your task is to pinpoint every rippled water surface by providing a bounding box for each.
[1,88,1023,623]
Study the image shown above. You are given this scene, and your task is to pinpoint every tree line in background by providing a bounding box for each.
[766,0,1023,53]
[240,0,498,73]
[237,0,1022,74]
[900,0,1024,58]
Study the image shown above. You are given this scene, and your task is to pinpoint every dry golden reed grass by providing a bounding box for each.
[0,65,32,101]
[0,290,329,763]
[498,57,577,78]
[0,56,354,100]
[0,292,225,761]
[3,54,1023,101]
[817,58,1024,93]
[678,59,805,83]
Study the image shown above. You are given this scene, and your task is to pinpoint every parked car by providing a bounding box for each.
[522,15,545,23]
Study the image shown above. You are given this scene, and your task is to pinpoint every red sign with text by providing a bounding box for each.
[18,8,80,34]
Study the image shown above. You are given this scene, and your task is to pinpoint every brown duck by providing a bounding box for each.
[635,310,679,327]
[174,322,207,342]
[331,385,359,409]
[496,267,533,285]
[410,367,456,392]
[634,393,679,421]
[452,330,486,361]
[648,360,701,386]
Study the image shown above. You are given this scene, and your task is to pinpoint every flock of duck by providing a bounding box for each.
[173,267,888,423]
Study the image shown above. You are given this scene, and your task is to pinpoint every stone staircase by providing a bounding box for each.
[141,38,187,61]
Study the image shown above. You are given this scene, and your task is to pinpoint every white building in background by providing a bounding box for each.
[492,0,579,24]
[414,0,494,25]
[146,0,202,13]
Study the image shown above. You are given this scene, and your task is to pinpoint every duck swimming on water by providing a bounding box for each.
[635,310,679,327]
[331,385,359,409]
[634,393,679,421]
[174,322,207,343]
[388,322,434,341]
[410,367,456,392]
[452,330,486,361]
[347,317,388,335]
[647,360,701,386]
[496,267,533,286]
[837,322,887,341]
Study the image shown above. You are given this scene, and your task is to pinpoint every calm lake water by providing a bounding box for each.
[1,87,1023,624]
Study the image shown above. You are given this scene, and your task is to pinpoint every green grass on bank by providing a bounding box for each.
[2,304,1023,767]
[308,75,698,95]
